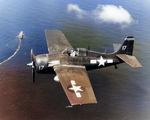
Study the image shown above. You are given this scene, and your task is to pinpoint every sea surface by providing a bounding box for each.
[0,0,150,120]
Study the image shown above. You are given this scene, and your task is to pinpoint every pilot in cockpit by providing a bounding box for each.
[62,48,77,57]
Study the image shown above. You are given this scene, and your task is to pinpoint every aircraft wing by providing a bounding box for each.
[45,30,73,53]
[53,65,97,106]
[116,54,142,67]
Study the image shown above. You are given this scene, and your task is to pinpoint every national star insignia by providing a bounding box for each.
[69,85,83,92]
[98,56,106,66]
[69,80,83,92]
[68,80,83,98]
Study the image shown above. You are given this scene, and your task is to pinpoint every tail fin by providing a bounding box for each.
[116,36,134,55]
[116,36,142,67]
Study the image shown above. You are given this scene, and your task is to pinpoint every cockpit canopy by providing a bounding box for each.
[76,48,87,57]
[63,48,88,57]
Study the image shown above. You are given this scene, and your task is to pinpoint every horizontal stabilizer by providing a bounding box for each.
[116,54,142,67]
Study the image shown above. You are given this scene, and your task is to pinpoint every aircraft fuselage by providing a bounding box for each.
[34,49,122,73]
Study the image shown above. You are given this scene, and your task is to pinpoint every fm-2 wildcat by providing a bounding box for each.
[27,30,142,106]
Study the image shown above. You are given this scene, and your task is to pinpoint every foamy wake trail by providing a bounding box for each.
[0,39,22,65]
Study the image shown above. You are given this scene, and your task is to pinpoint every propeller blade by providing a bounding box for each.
[32,66,35,83]
[31,49,36,83]
[31,49,35,63]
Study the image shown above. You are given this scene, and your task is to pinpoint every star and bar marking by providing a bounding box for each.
[68,80,83,98]
[90,56,113,66]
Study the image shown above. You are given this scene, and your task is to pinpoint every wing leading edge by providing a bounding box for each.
[45,30,73,53]
[54,65,97,106]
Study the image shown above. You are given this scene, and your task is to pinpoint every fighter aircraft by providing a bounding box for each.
[27,30,142,106]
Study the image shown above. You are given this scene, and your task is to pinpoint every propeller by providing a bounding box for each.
[31,49,36,83]
[32,65,35,83]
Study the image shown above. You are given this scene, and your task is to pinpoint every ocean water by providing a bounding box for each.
[0,0,150,120]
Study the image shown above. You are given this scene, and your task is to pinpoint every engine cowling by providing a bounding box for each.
[35,54,48,73]
[27,50,50,83]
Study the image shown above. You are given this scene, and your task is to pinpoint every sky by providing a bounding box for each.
[67,3,137,27]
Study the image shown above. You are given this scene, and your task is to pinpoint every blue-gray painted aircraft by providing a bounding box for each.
[27,30,142,106]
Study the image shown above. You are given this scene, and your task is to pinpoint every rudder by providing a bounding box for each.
[116,36,134,55]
